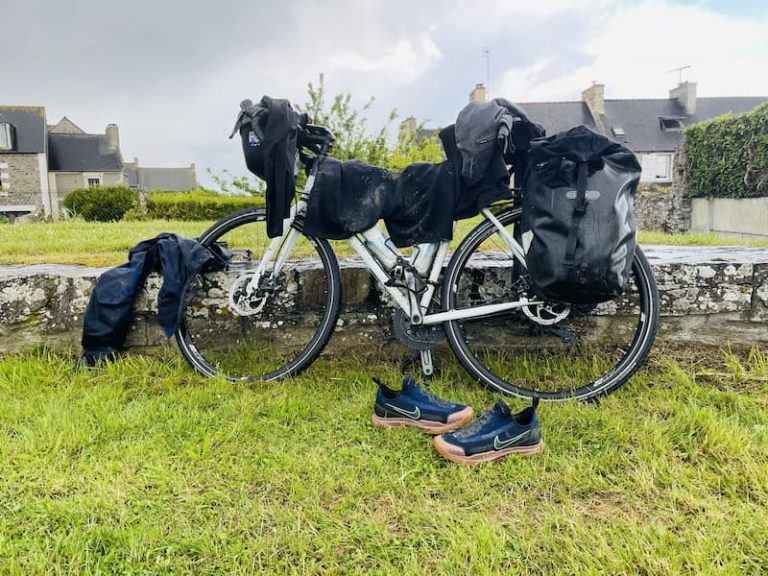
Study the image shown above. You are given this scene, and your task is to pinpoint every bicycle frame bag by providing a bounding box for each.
[521,125,641,304]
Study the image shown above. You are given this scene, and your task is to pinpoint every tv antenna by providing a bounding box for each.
[667,65,692,84]
[481,47,491,93]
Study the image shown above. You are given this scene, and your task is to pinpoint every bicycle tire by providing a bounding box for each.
[176,207,342,381]
[442,207,659,402]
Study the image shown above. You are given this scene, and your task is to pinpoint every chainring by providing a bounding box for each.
[392,309,446,350]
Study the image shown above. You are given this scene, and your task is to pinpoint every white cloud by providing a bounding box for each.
[498,0,768,101]
[6,0,766,187]
[328,35,442,85]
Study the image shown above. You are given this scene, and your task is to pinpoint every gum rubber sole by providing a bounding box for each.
[433,436,544,465]
[371,406,474,435]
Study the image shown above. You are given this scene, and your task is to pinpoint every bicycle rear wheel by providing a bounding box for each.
[176,208,341,381]
[442,208,659,401]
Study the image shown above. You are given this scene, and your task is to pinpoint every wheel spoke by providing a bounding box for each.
[176,209,340,381]
[443,209,658,401]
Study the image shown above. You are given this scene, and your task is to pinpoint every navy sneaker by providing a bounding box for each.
[434,398,543,464]
[372,375,474,435]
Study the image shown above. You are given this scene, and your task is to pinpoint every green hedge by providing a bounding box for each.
[62,186,138,222]
[145,190,263,221]
[685,102,768,198]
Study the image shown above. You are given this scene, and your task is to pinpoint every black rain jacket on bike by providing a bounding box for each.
[237,96,301,238]
[301,99,544,247]
[302,157,456,247]
[80,233,229,366]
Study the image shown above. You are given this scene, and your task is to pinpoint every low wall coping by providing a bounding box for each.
[2,245,768,353]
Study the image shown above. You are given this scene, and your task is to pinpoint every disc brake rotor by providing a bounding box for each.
[228,273,276,316]
[521,300,571,326]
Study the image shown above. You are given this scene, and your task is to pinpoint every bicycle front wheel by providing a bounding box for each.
[176,208,341,381]
[442,208,659,401]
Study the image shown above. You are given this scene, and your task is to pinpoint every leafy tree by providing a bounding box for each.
[301,74,394,167]
[388,120,445,171]
[301,74,444,170]
[208,75,448,193]
[206,168,265,197]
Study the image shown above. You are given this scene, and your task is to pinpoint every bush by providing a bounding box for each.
[685,102,768,198]
[62,186,138,222]
[146,189,263,221]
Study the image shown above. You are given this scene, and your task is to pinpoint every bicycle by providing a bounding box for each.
[176,122,659,401]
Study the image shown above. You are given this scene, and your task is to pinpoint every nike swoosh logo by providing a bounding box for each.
[385,403,421,420]
[493,430,530,450]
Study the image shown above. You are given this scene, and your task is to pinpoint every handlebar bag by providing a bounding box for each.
[521,125,641,304]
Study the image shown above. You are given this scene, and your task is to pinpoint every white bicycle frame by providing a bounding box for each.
[244,172,541,333]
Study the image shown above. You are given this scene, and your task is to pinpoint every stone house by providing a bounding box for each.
[516,82,766,183]
[404,82,766,184]
[0,107,198,217]
[123,159,197,192]
[0,106,52,216]
[47,117,126,214]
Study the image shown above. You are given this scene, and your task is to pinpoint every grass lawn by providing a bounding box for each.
[0,347,767,574]
[1,219,767,267]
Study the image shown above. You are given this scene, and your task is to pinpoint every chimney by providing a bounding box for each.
[401,116,417,137]
[469,83,487,104]
[670,81,697,115]
[581,82,606,134]
[105,124,120,150]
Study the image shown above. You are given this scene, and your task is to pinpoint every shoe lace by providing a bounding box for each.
[451,409,494,438]
[414,385,454,408]
[415,386,456,408]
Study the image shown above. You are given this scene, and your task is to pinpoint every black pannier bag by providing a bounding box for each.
[521,125,641,304]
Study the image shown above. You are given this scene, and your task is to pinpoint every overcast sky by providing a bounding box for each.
[3,0,767,187]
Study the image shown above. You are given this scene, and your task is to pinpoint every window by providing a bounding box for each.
[639,153,672,182]
[655,154,671,179]
[88,177,101,187]
[0,123,15,151]
[659,116,685,132]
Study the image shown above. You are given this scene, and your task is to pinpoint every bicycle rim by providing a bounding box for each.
[443,208,659,401]
[176,208,341,381]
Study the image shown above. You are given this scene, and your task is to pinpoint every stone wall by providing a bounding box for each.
[633,145,692,234]
[634,184,691,233]
[0,153,44,211]
[1,246,767,355]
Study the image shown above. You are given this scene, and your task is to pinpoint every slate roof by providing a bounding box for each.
[516,101,597,135]
[518,96,766,152]
[47,133,123,172]
[124,161,198,190]
[0,105,47,153]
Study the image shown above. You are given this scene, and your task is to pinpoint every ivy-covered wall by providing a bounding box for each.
[684,102,768,198]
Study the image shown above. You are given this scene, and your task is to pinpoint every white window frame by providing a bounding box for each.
[655,154,671,180]
[640,153,673,182]
[0,162,8,196]
[0,123,14,151]
[83,172,102,187]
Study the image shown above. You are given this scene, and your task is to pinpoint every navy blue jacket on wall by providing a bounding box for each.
[81,233,228,365]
